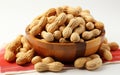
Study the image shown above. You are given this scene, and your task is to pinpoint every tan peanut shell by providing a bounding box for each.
[34,62,48,72]
[70,32,80,42]
[31,56,42,64]
[41,31,54,42]
[4,35,23,61]
[29,16,47,35]
[103,50,112,60]
[74,57,88,69]
[42,57,55,64]
[109,42,119,51]
[48,62,64,72]
[16,49,34,65]
[46,13,67,33]
[85,58,102,70]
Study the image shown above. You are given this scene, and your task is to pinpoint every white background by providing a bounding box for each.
[0,0,120,75]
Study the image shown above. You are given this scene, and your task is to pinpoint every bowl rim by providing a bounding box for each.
[25,25,105,45]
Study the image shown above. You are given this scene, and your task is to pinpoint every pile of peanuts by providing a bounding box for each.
[4,34,119,71]
[4,6,119,72]
[28,6,104,43]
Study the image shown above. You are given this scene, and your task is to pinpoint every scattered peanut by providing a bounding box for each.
[4,35,23,62]
[85,57,102,70]
[34,62,48,72]
[74,57,89,69]
[99,43,112,60]
[109,42,119,51]
[48,62,64,72]
[16,49,34,65]
[34,62,64,72]
[42,57,55,64]
[31,56,42,64]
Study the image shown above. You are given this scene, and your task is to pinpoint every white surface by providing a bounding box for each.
[0,0,120,75]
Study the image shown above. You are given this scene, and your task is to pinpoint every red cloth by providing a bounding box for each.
[0,48,34,73]
[0,48,120,73]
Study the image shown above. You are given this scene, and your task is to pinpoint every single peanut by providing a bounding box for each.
[62,27,72,38]
[70,32,80,42]
[29,16,47,36]
[66,6,79,16]
[74,57,89,69]
[85,57,102,70]
[42,57,55,64]
[46,13,67,33]
[4,50,16,62]
[99,43,112,60]
[100,43,110,51]
[48,62,64,72]
[82,29,101,40]
[34,62,64,72]
[31,56,42,64]
[109,42,119,51]
[41,31,54,42]
[34,62,48,72]
[62,17,81,38]
[86,22,94,30]
[53,30,62,40]
[103,50,112,60]
[95,21,104,30]
[16,49,34,65]
[80,10,95,22]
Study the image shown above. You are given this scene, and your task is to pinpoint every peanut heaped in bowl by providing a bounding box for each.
[25,6,105,63]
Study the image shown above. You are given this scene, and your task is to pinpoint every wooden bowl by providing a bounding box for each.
[25,26,105,63]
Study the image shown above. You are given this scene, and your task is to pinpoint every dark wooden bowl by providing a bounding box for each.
[25,26,105,63]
